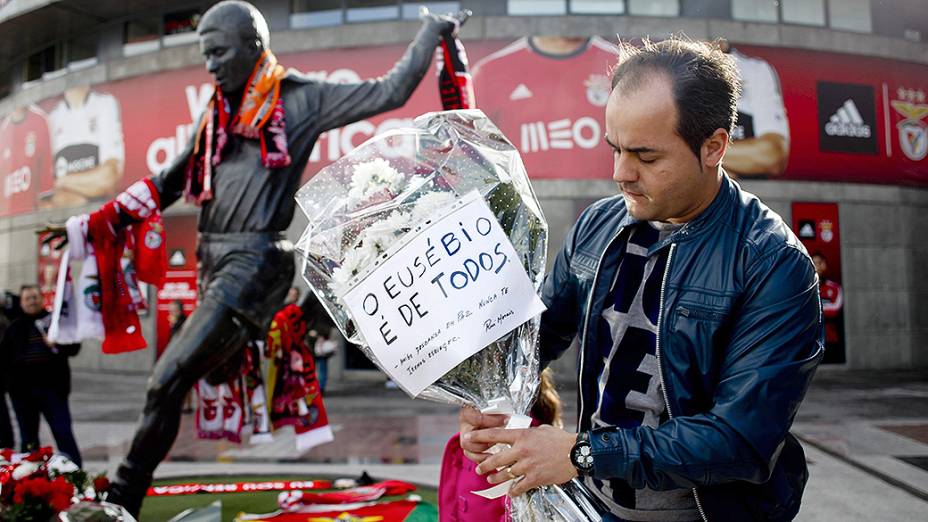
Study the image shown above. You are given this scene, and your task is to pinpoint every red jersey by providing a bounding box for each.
[0,106,50,216]
[819,278,843,343]
[472,37,618,179]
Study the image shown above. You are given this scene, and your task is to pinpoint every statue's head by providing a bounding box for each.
[198,0,270,93]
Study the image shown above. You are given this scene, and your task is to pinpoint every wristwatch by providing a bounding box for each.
[570,431,594,476]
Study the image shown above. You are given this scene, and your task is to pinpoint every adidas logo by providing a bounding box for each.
[825,99,871,138]
[509,84,533,101]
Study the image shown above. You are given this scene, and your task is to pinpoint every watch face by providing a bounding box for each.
[573,442,594,472]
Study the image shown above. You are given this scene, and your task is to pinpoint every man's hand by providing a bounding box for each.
[421,8,471,37]
[468,424,579,496]
[458,406,507,463]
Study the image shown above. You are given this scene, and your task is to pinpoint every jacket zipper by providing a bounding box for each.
[656,243,709,522]
[578,227,625,431]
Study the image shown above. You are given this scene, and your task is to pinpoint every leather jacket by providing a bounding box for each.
[540,174,824,521]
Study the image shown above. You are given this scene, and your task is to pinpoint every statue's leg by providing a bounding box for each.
[108,297,251,516]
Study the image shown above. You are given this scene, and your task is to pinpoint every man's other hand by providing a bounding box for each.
[458,406,507,463]
[468,424,579,496]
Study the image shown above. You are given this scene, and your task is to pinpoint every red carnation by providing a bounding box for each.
[93,475,111,493]
[24,446,53,462]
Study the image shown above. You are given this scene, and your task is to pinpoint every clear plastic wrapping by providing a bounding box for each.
[295,109,602,521]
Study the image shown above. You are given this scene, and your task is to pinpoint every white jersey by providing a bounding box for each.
[731,50,790,142]
[48,91,125,180]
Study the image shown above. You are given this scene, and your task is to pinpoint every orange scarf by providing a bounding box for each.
[186,50,291,204]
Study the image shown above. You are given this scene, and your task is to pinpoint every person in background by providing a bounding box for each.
[812,252,844,363]
[299,289,337,394]
[167,299,188,341]
[285,287,300,306]
[0,285,81,466]
[439,368,562,521]
[0,291,15,449]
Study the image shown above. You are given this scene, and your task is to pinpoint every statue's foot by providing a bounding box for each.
[107,463,153,518]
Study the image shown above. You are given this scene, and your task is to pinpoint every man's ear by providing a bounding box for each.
[701,128,729,169]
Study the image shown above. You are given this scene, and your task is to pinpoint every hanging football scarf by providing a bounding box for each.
[195,377,245,443]
[436,27,474,110]
[51,179,166,353]
[244,341,273,444]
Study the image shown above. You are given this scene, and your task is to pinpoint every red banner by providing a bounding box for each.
[155,214,199,358]
[146,479,331,497]
[2,38,927,218]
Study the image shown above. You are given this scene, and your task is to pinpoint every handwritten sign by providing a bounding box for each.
[343,191,547,396]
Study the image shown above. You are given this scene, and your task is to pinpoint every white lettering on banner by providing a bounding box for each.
[343,192,547,397]
[145,83,212,174]
[4,166,31,196]
[157,281,197,300]
[519,117,601,153]
[309,118,415,163]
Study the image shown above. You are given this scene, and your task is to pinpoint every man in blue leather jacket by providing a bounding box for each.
[461,37,823,521]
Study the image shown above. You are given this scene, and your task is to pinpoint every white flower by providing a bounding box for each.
[362,211,411,254]
[331,242,379,296]
[411,191,456,224]
[347,158,405,208]
[12,461,39,480]
[48,454,79,474]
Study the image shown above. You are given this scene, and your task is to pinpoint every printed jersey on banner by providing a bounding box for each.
[0,106,50,216]
[46,91,125,191]
[730,49,790,142]
[472,37,618,178]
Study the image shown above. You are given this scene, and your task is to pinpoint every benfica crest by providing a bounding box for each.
[891,87,928,161]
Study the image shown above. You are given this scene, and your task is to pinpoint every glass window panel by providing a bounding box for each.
[731,0,778,22]
[782,0,825,26]
[346,0,399,22]
[508,0,567,16]
[829,0,871,33]
[125,17,160,44]
[67,35,96,63]
[571,0,624,14]
[401,2,460,20]
[292,0,342,13]
[629,0,678,17]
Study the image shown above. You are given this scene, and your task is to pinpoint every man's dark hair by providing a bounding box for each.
[611,36,742,159]
[20,284,39,294]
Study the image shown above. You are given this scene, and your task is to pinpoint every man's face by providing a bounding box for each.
[605,74,717,223]
[20,288,43,315]
[200,29,256,93]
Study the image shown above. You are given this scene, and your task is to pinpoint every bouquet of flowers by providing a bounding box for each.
[0,447,130,521]
[295,110,602,520]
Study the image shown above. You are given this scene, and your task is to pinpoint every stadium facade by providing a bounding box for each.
[1,0,926,380]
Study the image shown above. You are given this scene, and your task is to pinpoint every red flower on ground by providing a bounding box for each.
[24,446,53,462]
[93,475,111,494]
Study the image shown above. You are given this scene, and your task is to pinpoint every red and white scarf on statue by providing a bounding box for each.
[186,50,291,204]
[63,179,167,353]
